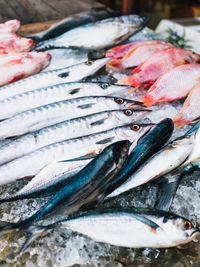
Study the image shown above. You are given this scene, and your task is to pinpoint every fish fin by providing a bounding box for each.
[131,214,160,231]
[95,136,114,144]
[58,71,69,78]
[139,95,154,107]
[77,103,95,109]
[107,59,122,69]
[183,120,200,136]
[118,76,138,88]
[90,118,106,126]
[68,88,81,95]
[155,172,181,211]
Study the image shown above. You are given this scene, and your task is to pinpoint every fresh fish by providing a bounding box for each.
[0,52,51,86]
[120,48,200,88]
[108,123,196,198]
[0,82,134,119]
[0,96,143,139]
[30,7,119,42]
[173,83,200,127]
[0,19,20,33]
[36,15,148,51]
[0,109,148,165]
[7,207,199,253]
[108,41,173,69]
[0,123,152,185]
[0,57,110,100]
[139,64,200,107]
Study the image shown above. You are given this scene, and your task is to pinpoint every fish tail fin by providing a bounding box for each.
[173,117,186,128]
[0,220,16,237]
[118,76,140,90]
[131,66,141,75]
[139,95,154,107]
[107,58,122,69]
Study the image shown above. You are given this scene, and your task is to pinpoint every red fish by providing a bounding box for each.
[173,83,200,127]
[139,64,200,107]
[0,52,51,86]
[120,48,200,88]
[0,19,20,33]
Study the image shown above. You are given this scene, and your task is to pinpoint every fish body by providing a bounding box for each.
[0,123,152,185]
[36,15,148,50]
[0,109,148,165]
[0,57,110,100]
[140,64,200,107]
[0,82,133,119]
[0,19,20,33]
[0,52,51,86]
[173,83,200,127]
[0,96,143,139]
[120,48,200,88]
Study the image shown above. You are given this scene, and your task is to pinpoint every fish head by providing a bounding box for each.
[110,96,145,110]
[28,52,52,70]
[98,82,133,92]
[111,140,131,166]
[110,109,150,124]
[82,57,111,74]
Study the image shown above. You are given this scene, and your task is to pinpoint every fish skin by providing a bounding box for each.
[173,83,200,127]
[0,82,133,119]
[0,109,148,165]
[0,123,152,185]
[0,96,144,139]
[0,57,110,100]
[0,19,20,33]
[0,52,51,86]
[109,41,173,70]
[36,15,148,51]
[140,63,200,107]
[120,48,200,88]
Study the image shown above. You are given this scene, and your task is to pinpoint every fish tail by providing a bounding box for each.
[139,95,154,107]
[118,76,140,90]
[173,117,185,128]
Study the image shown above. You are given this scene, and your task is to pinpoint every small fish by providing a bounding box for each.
[0,57,110,100]
[0,82,133,119]
[120,48,200,88]
[0,123,152,185]
[140,64,200,107]
[0,52,51,86]
[0,96,143,139]
[108,41,173,69]
[0,19,20,33]
[0,108,148,165]
[173,83,200,127]
[36,15,148,51]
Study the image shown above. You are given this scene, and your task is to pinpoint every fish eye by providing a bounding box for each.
[124,109,133,116]
[101,83,109,89]
[184,221,192,230]
[85,60,93,65]
[131,124,140,131]
[115,97,125,104]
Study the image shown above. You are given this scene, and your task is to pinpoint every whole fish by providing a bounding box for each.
[139,64,200,107]
[0,19,20,33]
[108,41,173,70]
[108,123,196,198]
[0,82,133,119]
[36,15,148,51]
[7,207,199,253]
[0,96,143,139]
[120,48,200,88]
[0,123,152,185]
[0,57,110,100]
[173,83,200,127]
[0,109,148,165]
[0,52,51,86]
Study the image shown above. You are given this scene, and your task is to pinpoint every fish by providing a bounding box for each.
[36,15,148,51]
[0,96,144,139]
[4,207,199,253]
[108,41,173,70]
[0,108,148,165]
[173,83,200,127]
[0,19,20,33]
[0,123,152,185]
[120,48,200,88]
[140,63,200,107]
[0,57,110,100]
[0,82,134,119]
[0,52,51,86]
[107,122,196,198]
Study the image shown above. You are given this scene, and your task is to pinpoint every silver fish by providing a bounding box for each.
[0,123,152,185]
[36,15,148,50]
[0,96,143,139]
[0,109,148,165]
[0,82,133,119]
[0,57,110,101]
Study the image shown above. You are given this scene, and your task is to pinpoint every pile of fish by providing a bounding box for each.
[0,9,199,263]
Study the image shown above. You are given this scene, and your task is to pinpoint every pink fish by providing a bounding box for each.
[0,52,51,86]
[107,41,173,69]
[0,19,20,33]
[120,48,200,88]
[139,64,200,107]
[0,33,35,55]
[173,83,200,127]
